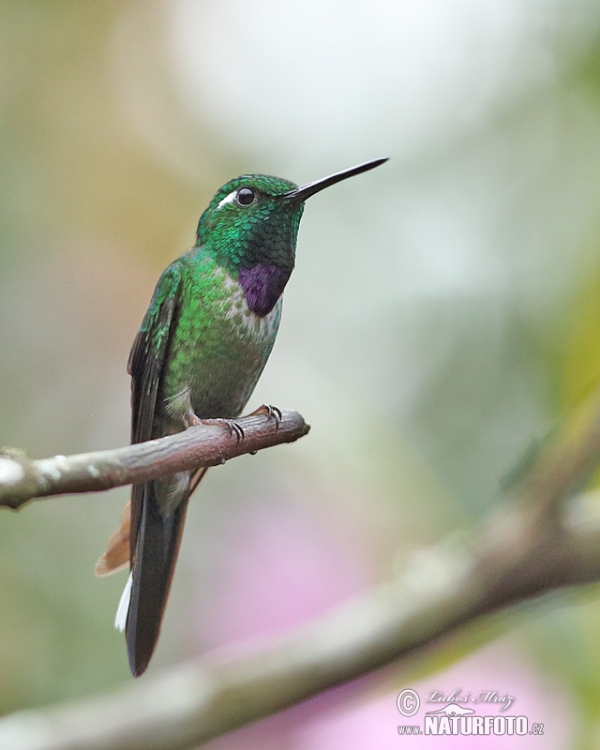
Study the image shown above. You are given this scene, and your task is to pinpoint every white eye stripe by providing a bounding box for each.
[216,191,238,210]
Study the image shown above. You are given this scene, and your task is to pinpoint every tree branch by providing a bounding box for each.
[0,409,310,509]
[1,396,600,749]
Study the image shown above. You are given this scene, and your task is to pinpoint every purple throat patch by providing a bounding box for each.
[239,265,291,317]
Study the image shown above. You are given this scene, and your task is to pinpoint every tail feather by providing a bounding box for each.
[95,500,131,577]
[106,468,210,676]
[125,481,189,677]
[115,573,132,631]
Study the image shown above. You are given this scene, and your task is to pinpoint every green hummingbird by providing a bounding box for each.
[96,157,388,676]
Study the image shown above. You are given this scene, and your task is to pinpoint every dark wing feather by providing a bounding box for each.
[125,263,186,676]
[127,263,183,561]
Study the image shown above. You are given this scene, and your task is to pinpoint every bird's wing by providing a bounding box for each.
[128,262,183,444]
[126,262,198,676]
[96,264,183,580]
[127,262,183,558]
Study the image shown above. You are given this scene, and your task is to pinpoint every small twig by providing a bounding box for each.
[0,409,310,510]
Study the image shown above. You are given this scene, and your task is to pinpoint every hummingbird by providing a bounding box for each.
[96,157,388,676]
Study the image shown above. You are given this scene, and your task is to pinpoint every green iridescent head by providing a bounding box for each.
[196,174,303,273]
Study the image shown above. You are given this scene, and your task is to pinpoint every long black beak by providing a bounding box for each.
[282,157,389,203]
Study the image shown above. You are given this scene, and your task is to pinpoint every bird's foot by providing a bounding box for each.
[192,416,245,442]
[250,404,282,429]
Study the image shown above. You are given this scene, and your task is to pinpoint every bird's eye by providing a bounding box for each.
[236,187,256,206]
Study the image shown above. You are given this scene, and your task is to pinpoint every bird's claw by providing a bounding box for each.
[191,405,281,441]
[224,419,245,441]
[251,404,282,429]
[193,416,245,442]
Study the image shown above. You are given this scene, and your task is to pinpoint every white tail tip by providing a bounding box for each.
[115,573,132,632]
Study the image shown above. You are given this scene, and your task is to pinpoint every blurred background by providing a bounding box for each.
[1,0,600,746]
